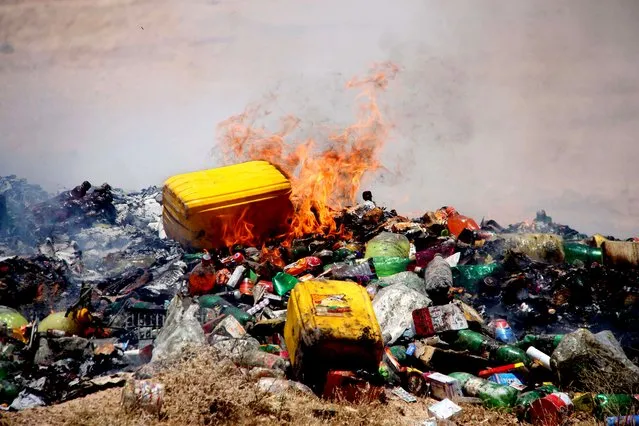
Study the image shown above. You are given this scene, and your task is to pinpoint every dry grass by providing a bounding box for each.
[1,346,601,426]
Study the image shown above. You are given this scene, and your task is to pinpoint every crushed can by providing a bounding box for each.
[530,392,573,426]
[239,278,255,295]
[121,380,164,416]
[412,304,468,337]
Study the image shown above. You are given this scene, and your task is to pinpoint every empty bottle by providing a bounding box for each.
[197,294,253,326]
[563,243,603,265]
[283,256,322,276]
[415,241,456,268]
[606,415,639,425]
[516,334,564,353]
[188,250,216,296]
[372,257,410,278]
[448,372,519,408]
[423,255,453,294]
[452,263,501,292]
[454,330,530,365]
[595,394,639,418]
[444,208,480,238]
[237,349,288,371]
[330,261,375,281]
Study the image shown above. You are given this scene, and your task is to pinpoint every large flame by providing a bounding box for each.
[217,62,398,243]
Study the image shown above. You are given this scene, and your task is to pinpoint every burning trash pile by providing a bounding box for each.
[1,64,639,426]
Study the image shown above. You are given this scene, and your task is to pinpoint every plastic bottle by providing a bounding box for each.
[415,241,456,268]
[563,243,603,265]
[237,349,288,371]
[448,372,519,408]
[330,262,375,281]
[371,257,410,278]
[188,251,216,296]
[606,415,639,425]
[447,213,480,238]
[283,256,322,276]
[454,330,530,365]
[595,394,639,418]
[452,263,501,292]
[501,233,565,263]
[516,334,564,353]
[272,272,300,296]
[423,255,453,293]
[197,294,253,326]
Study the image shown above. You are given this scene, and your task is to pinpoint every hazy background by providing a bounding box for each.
[1,0,638,237]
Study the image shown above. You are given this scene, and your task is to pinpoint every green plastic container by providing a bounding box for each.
[452,263,501,292]
[595,394,639,418]
[198,294,254,325]
[365,232,410,258]
[449,372,519,408]
[563,243,603,265]
[372,257,410,278]
[516,334,564,353]
[272,272,300,296]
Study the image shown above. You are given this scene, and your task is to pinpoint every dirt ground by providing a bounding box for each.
[1,347,600,426]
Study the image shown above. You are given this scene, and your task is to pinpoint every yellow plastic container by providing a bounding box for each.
[162,161,293,249]
[284,280,384,385]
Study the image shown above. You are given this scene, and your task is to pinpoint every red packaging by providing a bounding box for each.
[239,278,255,295]
[323,370,382,403]
[530,392,573,426]
[412,304,468,337]
[258,280,274,293]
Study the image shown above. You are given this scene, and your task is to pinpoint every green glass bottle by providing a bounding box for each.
[449,372,519,408]
[563,243,603,265]
[516,334,564,353]
[455,330,530,365]
[595,394,639,418]
[452,263,501,292]
[272,272,300,296]
[0,380,19,402]
[198,294,254,325]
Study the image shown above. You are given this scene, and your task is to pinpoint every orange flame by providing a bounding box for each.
[217,62,398,243]
[220,207,257,248]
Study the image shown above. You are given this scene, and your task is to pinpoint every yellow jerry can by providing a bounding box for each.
[162,160,293,249]
[284,280,384,385]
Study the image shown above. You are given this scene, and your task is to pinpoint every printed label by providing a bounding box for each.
[312,294,352,316]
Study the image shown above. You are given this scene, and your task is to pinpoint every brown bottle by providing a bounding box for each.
[188,250,216,296]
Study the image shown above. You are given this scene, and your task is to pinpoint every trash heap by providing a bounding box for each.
[1,173,639,426]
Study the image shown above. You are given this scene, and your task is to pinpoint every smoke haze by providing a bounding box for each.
[1,0,638,236]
